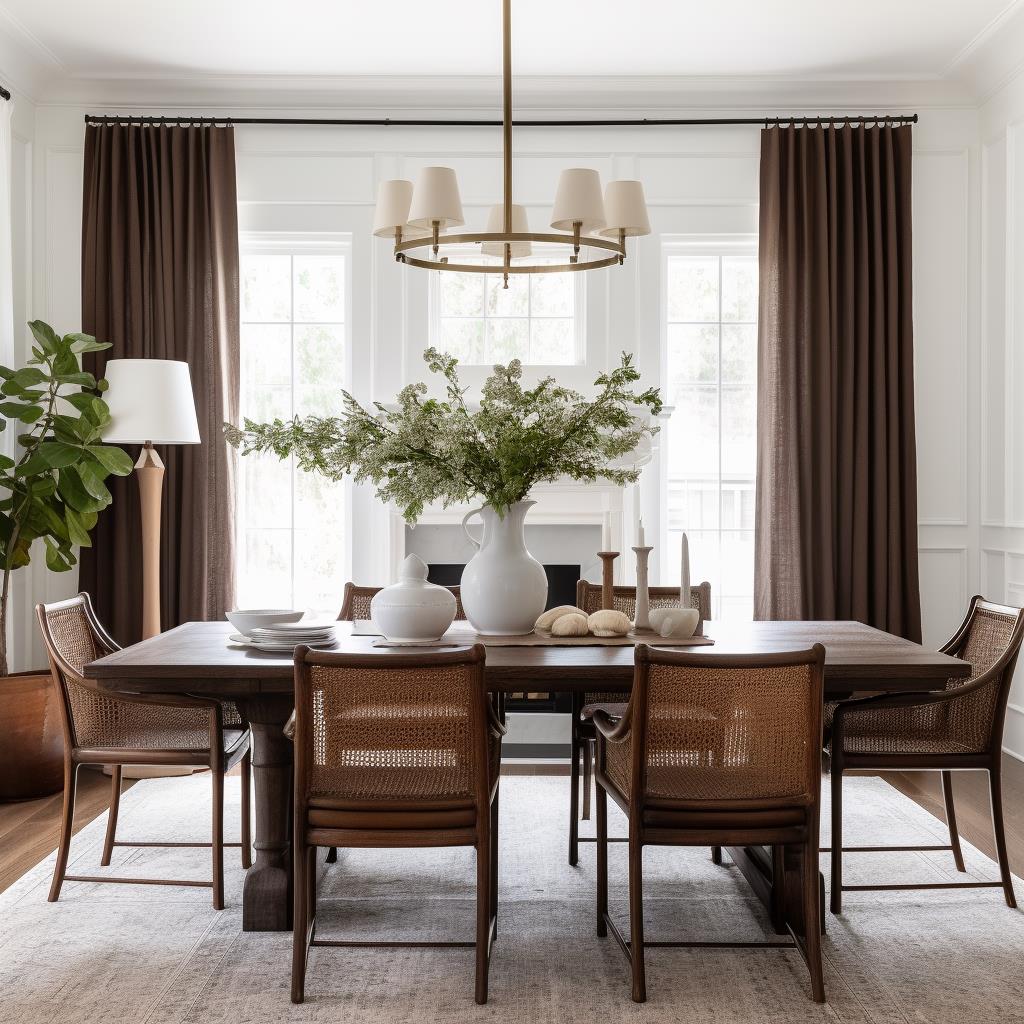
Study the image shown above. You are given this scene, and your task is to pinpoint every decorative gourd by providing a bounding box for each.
[550,612,590,637]
[535,605,588,632]
[649,607,700,639]
[587,609,631,637]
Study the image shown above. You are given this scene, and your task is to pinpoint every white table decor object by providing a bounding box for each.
[648,606,700,639]
[371,553,457,642]
[632,543,653,632]
[226,609,303,637]
[588,609,631,637]
[679,531,691,609]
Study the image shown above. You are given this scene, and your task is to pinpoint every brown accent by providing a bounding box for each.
[596,552,619,610]
[0,671,65,799]
[290,644,502,1005]
[83,617,969,931]
[79,122,240,646]
[593,645,826,1003]
[136,443,166,640]
[827,596,1024,913]
[568,581,712,865]
[338,581,466,622]
[36,593,251,909]
[754,123,921,642]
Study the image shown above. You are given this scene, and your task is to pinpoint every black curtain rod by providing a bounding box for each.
[83,113,918,128]
[0,86,10,102]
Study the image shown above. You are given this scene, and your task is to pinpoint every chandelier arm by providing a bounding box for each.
[396,253,625,275]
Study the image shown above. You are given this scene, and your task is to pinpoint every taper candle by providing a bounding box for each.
[637,517,645,547]
[679,532,691,609]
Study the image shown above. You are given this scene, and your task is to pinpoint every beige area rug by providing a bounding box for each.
[1,772,1022,1024]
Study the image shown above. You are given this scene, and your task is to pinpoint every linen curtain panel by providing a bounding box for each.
[79,124,239,644]
[753,123,922,641]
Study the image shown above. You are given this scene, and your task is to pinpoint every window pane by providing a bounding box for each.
[530,319,575,364]
[486,273,529,317]
[487,319,529,361]
[667,257,718,322]
[720,530,755,598]
[242,255,290,323]
[295,324,344,391]
[667,386,719,476]
[530,272,573,316]
[243,454,292,530]
[439,319,485,363]
[239,530,292,608]
[294,528,347,613]
[241,324,290,387]
[440,272,485,317]
[244,385,291,423]
[666,528,719,593]
[721,256,758,322]
[722,325,756,384]
[721,386,756,476]
[667,324,718,393]
[293,256,345,323]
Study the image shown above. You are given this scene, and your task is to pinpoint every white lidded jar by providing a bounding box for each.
[370,554,457,642]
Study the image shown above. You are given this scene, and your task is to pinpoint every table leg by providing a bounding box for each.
[236,696,294,931]
[725,845,826,937]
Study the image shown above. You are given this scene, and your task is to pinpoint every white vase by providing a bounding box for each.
[460,499,548,635]
[371,554,457,641]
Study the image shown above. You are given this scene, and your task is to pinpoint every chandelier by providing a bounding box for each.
[371,0,651,288]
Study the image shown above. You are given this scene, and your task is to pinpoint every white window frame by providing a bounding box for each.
[660,234,758,619]
[236,230,354,613]
[427,244,587,367]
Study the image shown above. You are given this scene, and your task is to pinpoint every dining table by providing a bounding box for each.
[83,618,970,935]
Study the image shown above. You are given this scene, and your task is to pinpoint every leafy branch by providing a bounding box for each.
[225,348,662,523]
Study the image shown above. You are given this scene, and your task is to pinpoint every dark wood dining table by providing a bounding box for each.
[84,618,969,933]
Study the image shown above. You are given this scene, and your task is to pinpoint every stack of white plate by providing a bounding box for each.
[233,620,338,653]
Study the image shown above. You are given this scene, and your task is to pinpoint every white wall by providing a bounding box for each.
[979,71,1024,759]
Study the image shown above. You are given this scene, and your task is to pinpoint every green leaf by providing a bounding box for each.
[87,444,134,476]
[67,335,111,354]
[0,455,13,471]
[54,372,96,388]
[64,507,92,547]
[11,367,46,388]
[28,320,61,355]
[39,441,83,469]
[44,537,73,572]
[77,461,112,503]
[57,467,107,513]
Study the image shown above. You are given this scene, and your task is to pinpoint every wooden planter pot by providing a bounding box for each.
[0,671,64,801]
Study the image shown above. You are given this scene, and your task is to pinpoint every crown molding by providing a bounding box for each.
[0,3,64,101]
[36,72,975,113]
[946,0,1024,103]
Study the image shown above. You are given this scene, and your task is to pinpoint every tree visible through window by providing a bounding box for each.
[664,247,757,619]
[236,247,349,613]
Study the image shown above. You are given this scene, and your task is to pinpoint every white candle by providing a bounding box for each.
[637,517,645,547]
[679,532,691,609]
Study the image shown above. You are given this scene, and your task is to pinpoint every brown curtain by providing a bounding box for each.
[79,124,239,645]
[754,124,922,641]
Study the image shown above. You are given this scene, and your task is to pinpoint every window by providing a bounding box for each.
[431,254,583,364]
[237,240,350,614]
[663,244,757,620]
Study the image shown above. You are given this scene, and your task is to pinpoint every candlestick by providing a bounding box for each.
[632,545,653,632]
[597,551,619,610]
[679,532,691,609]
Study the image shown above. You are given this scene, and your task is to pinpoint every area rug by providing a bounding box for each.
[1,771,1021,1024]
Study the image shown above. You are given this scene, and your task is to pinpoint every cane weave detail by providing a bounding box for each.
[306,662,495,802]
[44,603,212,751]
[835,606,1018,756]
[607,662,817,803]
[578,583,711,709]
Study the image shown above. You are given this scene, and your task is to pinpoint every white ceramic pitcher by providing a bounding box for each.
[460,499,548,635]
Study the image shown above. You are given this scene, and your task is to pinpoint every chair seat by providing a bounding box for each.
[76,725,248,762]
[827,733,982,757]
[642,805,807,829]
[308,804,477,831]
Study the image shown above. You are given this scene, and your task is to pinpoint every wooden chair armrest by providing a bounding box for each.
[486,700,507,738]
[592,706,631,743]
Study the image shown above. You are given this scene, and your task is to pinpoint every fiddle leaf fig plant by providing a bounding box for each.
[0,321,134,676]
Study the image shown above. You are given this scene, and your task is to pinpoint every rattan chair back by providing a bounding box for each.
[338,581,466,622]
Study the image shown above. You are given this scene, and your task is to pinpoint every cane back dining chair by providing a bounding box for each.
[826,596,1024,914]
[36,593,252,909]
[591,644,826,1004]
[569,580,711,866]
[291,643,504,1005]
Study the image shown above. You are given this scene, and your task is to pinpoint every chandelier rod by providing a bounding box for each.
[502,0,513,269]
[82,113,919,127]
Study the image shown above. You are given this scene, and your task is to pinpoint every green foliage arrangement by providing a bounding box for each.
[0,321,134,676]
[225,347,663,523]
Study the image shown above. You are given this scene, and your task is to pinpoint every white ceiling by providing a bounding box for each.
[0,0,1016,80]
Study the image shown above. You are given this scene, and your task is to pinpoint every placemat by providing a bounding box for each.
[354,621,713,649]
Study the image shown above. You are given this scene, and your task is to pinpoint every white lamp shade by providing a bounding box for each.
[481,203,532,258]
[372,179,411,237]
[550,168,606,233]
[102,359,201,445]
[408,166,465,229]
[600,180,651,238]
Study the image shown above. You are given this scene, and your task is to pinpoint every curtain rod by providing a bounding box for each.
[83,113,918,128]
[0,86,10,102]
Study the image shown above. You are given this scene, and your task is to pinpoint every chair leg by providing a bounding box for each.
[475,827,492,1005]
[240,749,252,870]
[211,767,225,911]
[830,764,843,915]
[490,787,499,938]
[801,836,826,1003]
[100,765,122,867]
[989,766,1017,909]
[48,761,79,903]
[291,835,309,1004]
[628,838,646,1003]
[581,740,593,820]
[596,778,608,937]
[568,730,581,866]
[711,845,723,865]
[325,847,338,864]
[939,770,966,872]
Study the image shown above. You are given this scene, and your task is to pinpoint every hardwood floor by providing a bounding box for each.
[1,757,1022,896]
[0,767,134,895]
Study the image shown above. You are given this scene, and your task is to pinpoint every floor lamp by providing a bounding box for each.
[102,359,201,640]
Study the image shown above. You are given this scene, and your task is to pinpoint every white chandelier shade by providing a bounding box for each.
[549,168,606,233]
[408,166,465,229]
[482,203,532,258]
[600,180,652,238]
[372,179,430,239]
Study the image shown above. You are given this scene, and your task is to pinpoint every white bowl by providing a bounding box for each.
[226,609,303,637]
